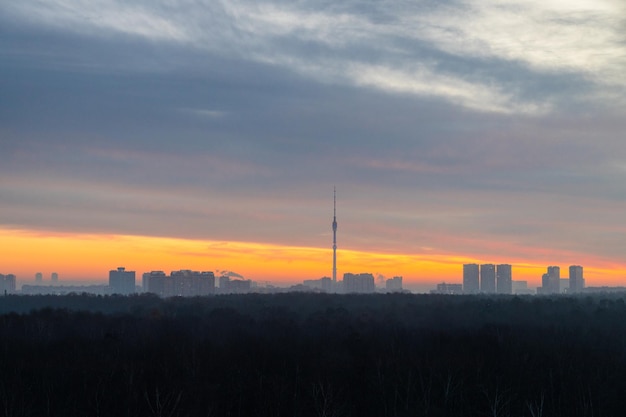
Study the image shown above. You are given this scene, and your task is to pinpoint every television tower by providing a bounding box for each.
[332,187,337,283]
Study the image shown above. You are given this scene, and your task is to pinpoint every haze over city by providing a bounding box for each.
[1,0,625,288]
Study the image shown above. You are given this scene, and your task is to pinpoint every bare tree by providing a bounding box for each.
[526,391,545,417]
[311,381,347,417]
[144,387,182,417]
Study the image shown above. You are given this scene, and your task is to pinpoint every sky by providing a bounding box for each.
[1,0,625,290]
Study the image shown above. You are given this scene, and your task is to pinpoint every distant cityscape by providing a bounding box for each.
[2,192,625,297]
[1,263,626,296]
[3,268,405,296]
[431,263,625,295]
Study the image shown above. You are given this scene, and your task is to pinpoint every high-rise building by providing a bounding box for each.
[385,276,403,292]
[496,264,512,294]
[143,271,167,296]
[228,279,252,293]
[219,275,230,292]
[35,272,43,283]
[108,267,135,295]
[195,271,216,296]
[144,270,215,297]
[171,270,194,296]
[320,277,332,292]
[51,272,58,283]
[569,265,584,293]
[217,275,251,294]
[343,273,375,293]
[540,266,560,294]
[5,274,16,293]
[0,274,16,294]
[480,264,496,294]
[463,264,479,294]
[549,265,560,293]
[170,270,215,296]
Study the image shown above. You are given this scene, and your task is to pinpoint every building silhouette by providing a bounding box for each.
[109,267,136,295]
[226,279,252,293]
[215,274,252,294]
[463,264,479,294]
[21,284,109,295]
[480,264,496,294]
[171,270,215,297]
[303,277,332,292]
[343,273,375,293]
[219,275,230,291]
[569,265,585,293]
[195,271,216,295]
[512,280,533,295]
[143,271,167,295]
[540,266,560,294]
[143,271,165,295]
[0,274,16,294]
[35,272,43,283]
[433,282,463,294]
[496,264,512,294]
[143,270,215,297]
[385,276,403,292]
[51,272,58,283]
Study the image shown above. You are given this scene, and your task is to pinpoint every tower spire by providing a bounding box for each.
[332,187,337,284]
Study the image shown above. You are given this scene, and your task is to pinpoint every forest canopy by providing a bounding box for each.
[1,293,625,417]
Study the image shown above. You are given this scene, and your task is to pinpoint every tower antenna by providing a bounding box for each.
[332,187,337,284]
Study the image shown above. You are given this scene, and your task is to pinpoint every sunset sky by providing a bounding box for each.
[1,0,625,290]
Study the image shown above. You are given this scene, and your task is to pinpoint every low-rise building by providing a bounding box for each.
[431,282,463,295]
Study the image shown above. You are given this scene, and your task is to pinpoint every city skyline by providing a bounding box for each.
[0,257,602,292]
[1,1,626,288]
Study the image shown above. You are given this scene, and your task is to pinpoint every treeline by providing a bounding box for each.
[1,293,626,416]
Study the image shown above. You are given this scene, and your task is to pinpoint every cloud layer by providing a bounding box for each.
[1,0,625,281]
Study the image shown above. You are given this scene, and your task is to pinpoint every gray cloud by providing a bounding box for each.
[1,0,625,268]
[3,0,623,111]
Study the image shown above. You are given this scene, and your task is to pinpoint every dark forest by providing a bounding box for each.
[1,293,626,416]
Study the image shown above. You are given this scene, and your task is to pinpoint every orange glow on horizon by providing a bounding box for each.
[1,227,625,289]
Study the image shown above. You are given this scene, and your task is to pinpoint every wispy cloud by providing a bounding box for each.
[4,0,190,42]
[179,108,228,119]
[4,0,622,113]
